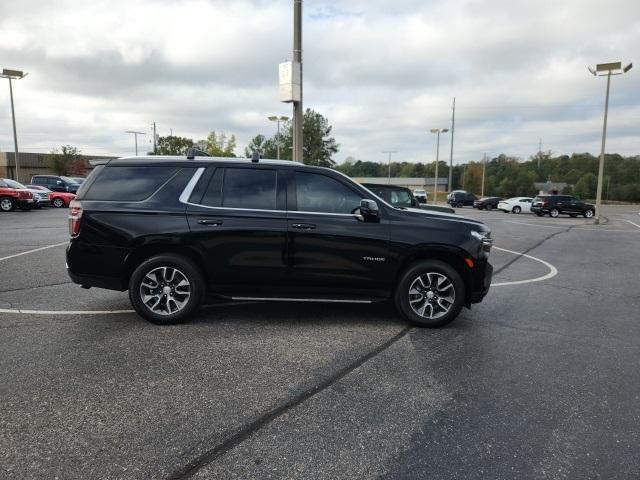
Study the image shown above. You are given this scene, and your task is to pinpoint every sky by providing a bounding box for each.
[0,0,638,164]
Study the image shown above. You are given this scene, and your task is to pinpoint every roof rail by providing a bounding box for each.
[186,148,210,160]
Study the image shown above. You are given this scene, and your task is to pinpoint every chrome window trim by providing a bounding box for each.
[178,167,205,203]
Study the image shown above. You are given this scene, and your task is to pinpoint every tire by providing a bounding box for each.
[395,260,465,328]
[52,197,65,208]
[456,202,463,208]
[129,254,205,325]
[0,197,16,212]
[584,209,594,219]
[549,208,559,218]
[512,206,521,214]
[486,204,493,211]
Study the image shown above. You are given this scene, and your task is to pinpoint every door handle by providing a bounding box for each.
[197,219,223,226]
[291,223,316,230]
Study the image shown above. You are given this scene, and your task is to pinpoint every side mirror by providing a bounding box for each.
[356,199,380,222]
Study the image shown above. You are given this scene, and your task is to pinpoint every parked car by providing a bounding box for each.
[28,185,76,208]
[447,190,467,201]
[531,195,595,218]
[1,178,50,208]
[362,183,455,214]
[67,156,493,327]
[448,191,478,208]
[473,197,503,210]
[0,178,34,211]
[30,175,81,193]
[497,197,533,214]
[413,189,428,203]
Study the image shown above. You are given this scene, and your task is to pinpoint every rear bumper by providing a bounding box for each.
[66,241,129,291]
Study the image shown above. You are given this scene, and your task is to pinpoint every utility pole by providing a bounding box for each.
[430,128,449,204]
[448,97,456,192]
[152,122,157,154]
[537,138,542,169]
[481,153,487,197]
[588,61,632,224]
[1,68,28,181]
[125,131,146,156]
[292,0,303,163]
[382,150,398,184]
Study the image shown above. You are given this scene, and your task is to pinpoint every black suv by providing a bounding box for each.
[448,191,478,208]
[66,156,493,327]
[531,195,595,218]
[31,175,81,193]
[473,197,503,210]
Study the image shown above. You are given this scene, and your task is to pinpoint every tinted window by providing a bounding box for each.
[200,168,224,207]
[390,189,412,207]
[222,168,277,210]
[296,172,362,214]
[83,166,178,201]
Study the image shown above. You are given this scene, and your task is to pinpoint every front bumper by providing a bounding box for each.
[469,260,493,304]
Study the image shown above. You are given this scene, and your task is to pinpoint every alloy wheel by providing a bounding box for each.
[585,209,594,218]
[0,198,13,211]
[408,272,455,320]
[138,266,191,316]
[53,198,64,208]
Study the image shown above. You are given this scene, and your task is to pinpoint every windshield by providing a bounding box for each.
[60,176,79,184]
[4,179,26,189]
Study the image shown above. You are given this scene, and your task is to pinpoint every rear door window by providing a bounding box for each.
[221,168,277,210]
[82,166,178,201]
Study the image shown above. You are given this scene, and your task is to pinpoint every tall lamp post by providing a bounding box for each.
[125,131,146,156]
[382,150,398,184]
[430,128,448,204]
[588,61,632,224]
[268,115,289,160]
[1,68,28,181]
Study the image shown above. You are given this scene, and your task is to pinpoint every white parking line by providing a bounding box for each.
[491,246,558,287]
[0,242,67,262]
[625,220,640,229]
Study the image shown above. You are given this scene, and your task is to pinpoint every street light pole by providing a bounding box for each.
[268,115,290,160]
[481,152,487,197]
[125,131,146,156]
[430,128,449,204]
[588,61,632,224]
[1,68,28,181]
[382,150,398,184]
[448,97,456,192]
[292,0,303,163]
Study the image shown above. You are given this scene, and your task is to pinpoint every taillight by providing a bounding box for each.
[69,200,83,237]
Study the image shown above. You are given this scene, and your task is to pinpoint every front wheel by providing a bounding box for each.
[512,206,521,214]
[0,197,16,212]
[52,197,65,208]
[395,260,465,328]
[549,208,559,218]
[584,209,594,218]
[129,254,205,325]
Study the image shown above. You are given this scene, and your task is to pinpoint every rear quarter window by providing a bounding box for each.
[81,166,179,201]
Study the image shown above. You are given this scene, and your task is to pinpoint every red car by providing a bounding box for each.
[27,184,76,208]
[0,178,35,212]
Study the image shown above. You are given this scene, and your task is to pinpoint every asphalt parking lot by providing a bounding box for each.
[1,205,640,479]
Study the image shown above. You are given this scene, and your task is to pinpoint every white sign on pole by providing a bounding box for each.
[279,61,301,103]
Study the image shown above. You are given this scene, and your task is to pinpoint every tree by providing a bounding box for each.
[46,145,81,175]
[574,173,597,200]
[244,134,278,158]
[266,109,339,166]
[155,135,194,155]
[203,131,237,157]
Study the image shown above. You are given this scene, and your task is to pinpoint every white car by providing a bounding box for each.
[413,189,428,203]
[497,197,533,214]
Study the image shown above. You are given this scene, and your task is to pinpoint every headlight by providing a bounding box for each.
[471,230,493,254]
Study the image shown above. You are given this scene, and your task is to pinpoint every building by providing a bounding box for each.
[534,181,569,195]
[0,152,117,184]
[353,177,449,192]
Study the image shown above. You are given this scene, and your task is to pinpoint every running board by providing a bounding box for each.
[230,296,372,304]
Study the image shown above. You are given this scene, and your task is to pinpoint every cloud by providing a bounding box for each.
[0,0,638,163]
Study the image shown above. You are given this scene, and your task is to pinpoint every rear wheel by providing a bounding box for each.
[0,197,16,212]
[584,209,594,219]
[129,254,205,325]
[512,206,521,214]
[549,208,559,218]
[52,197,65,208]
[395,260,465,328]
